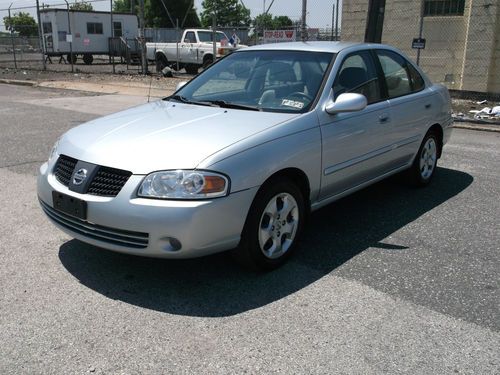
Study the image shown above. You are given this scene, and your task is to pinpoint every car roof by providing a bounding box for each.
[242,41,360,53]
[241,41,398,54]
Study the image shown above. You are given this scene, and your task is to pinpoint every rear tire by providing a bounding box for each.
[406,130,439,186]
[155,54,168,72]
[82,53,93,65]
[234,177,305,271]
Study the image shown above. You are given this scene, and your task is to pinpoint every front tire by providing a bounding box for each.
[407,131,439,186]
[235,178,305,270]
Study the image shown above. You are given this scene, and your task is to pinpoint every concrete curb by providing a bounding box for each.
[453,123,500,133]
[0,78,37,87]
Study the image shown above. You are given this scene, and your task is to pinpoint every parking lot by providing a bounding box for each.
[0,83,499,374]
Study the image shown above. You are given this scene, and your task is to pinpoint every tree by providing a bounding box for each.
[272,15,293,28]
[3,12,38,37]
[115,0,200,28]
[254,13,293,30]
[200,0,251,27]
[70,1,93,11]
[253,13,273,30]
[113,0,135,13]
[146,0,200,28]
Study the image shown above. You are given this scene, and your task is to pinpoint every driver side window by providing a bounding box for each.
[184,32,195,43]
[333,51,381,105]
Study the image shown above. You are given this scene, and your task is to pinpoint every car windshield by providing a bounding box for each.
[172,49,334,113]
[198,31,228,43]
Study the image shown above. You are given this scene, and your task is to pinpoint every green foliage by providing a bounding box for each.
[253,13,273,29]
[116,0,201,28]
[145,0,201,28]
[3,12,38,37]
[272,15,293,28]
[254,13,293,29]
[200,0,251,27]
[70,1,94,11]
[113,0,136,13]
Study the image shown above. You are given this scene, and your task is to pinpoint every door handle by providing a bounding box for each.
[379,114,390,123]
[425,103,432,109]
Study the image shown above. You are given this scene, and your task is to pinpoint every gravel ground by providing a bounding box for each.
[0,63,192,91]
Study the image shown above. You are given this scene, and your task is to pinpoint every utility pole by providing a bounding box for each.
[64,0,73,72]
[331,3,334,41]
[212,13,216,65]
[335,0,339,41]
[416,0,425,65]
[8,3,17,69]
[35,0,46,70]
[301,0,307,41]
[139,0,147,74]
[110,0,115,73]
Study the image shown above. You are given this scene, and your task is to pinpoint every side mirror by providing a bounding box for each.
[175,81,188,91]
[325,92,367,115]
[184,39,191,44]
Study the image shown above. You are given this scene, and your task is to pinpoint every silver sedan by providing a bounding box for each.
[38,42,453,270]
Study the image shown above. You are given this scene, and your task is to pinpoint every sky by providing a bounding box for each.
[0,0,342,32]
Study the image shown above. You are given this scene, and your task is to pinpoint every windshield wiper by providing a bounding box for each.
[168,95,217,107]
[204,100,262,111]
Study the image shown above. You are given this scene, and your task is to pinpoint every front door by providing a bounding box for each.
[318,50,392,200]
[113,21,123,38]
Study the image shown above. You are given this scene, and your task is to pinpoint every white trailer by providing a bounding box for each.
[40,9,138,64]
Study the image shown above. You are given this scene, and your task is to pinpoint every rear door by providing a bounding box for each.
[374,49,435,166]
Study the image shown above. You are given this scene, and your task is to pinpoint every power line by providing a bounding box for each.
[0,0,108,12]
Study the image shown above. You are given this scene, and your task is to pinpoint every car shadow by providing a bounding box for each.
[58,167,473,317]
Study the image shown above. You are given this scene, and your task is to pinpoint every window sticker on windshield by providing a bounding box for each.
[281,99,304,109]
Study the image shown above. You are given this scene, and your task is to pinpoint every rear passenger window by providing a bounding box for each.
[333,51,382,104]
[376,50,425,98]
[407,63,425,91]
[377,50,412,98]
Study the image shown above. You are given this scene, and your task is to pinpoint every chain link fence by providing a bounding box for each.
[342,0,500,98]
[1,0,499,100]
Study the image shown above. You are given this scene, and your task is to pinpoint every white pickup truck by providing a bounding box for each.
[146,29,244,75]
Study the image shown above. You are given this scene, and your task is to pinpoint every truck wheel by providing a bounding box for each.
[82,53,93,65]
[155,54,168,72]
[185,64,199,75]
[202,55,214,69]
[67,53,77,64]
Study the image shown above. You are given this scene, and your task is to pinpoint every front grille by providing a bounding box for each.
[87,167,132,197]
[40,199,149,249]
[54,155,77,186]
[53,155,132,197]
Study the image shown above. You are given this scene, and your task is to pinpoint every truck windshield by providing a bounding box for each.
[173,49,334,113]
[198,31,228,43]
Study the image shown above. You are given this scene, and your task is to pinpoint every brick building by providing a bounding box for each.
[341,0,500,93]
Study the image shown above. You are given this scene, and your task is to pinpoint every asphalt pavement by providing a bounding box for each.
[0,83,499,374]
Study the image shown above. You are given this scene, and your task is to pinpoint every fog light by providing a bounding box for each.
[161,237,182,252]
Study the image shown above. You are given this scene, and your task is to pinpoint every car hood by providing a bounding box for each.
[58,100,298,174]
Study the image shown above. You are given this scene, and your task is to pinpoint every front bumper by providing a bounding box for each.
[37,161,258,258]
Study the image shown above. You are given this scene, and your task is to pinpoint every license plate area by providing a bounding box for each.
[52,191,87,220]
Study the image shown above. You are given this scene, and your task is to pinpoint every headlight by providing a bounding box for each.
[138,170,229,199]
[48,138,60,162]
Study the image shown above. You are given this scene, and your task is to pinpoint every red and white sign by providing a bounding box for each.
[263,30,296,43]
